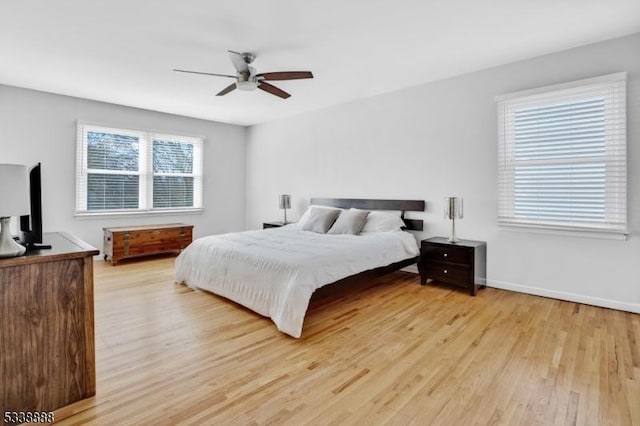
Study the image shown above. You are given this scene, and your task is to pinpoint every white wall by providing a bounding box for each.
[0,85,246,251]
[246,33,640,312]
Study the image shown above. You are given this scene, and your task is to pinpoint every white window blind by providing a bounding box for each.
[76,124,203,214]
[151,136,202,209]
[496,73,627,236]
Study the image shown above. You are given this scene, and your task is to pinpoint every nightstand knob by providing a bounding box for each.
[444,269,448,274]
[443,253,448,257]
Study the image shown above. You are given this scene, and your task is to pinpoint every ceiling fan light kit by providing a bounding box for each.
[236,80,257,91]
[174,50,313,99]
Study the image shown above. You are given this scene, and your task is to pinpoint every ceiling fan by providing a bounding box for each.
[174,50,313,99]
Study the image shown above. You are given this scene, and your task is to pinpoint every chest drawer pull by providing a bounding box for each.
[444,253,448,257]
[444,269,448,274]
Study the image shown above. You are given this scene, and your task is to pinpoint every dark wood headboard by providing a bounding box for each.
[310,198,425,231]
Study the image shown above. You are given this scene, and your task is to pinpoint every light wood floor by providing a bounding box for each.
[58,256,640,425]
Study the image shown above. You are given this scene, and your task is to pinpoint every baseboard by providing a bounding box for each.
[488,279,640,314]
[379,265,638,314]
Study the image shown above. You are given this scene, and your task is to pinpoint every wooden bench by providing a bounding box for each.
[103,223,193,265]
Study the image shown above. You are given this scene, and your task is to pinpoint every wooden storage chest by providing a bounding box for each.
[103,223,193,265]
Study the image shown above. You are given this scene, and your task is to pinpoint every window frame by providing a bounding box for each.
[76,123,204,216]
[495,73,627,239]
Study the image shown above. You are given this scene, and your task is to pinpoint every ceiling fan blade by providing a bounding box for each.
[257,71,313,81]
[174,69,236,78]
[258,82,291,99]
[216,83,237,96]
[227,50,249,73]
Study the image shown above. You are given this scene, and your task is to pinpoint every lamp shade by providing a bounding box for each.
[279,194,291,210]
[0,164,29,217]
[444,197,463,220]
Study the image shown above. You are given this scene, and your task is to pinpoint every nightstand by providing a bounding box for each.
[418,237,486,296]
[263,221,291,229]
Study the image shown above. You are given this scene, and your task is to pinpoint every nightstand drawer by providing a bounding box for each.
[421,244,471,265]
[422,261,470,286]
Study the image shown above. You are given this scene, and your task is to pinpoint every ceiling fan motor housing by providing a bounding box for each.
[236,65,258,90]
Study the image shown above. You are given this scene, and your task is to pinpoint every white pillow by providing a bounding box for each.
[360,211,406,233]
[297,205,342,229]
[301,207,341,233]
[327,209,370,235]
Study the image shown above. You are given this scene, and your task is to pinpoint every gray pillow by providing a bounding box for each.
[327,209,370,235]
[301,207,341,233]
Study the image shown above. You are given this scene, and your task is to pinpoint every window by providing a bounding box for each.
[76,124,203,214]
[496,73,627,237]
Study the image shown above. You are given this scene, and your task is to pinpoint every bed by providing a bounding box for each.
[175,198,425,338]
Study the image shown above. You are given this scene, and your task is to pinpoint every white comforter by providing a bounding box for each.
[174,226,419,338]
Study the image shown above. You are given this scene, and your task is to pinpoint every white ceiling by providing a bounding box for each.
[1,1,639,126]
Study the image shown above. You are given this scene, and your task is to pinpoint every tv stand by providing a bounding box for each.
[26,243,52,251]
[11,236,52,251]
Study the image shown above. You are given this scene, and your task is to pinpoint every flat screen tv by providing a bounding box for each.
[20,163,51,250]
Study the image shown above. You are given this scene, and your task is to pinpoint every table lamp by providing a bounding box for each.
[444,196,463,243]
[0,164,30,258]
[279,194,291,224]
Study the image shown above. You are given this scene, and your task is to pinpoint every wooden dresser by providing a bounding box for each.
[103,223,193,265]
[0,232,99,424]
